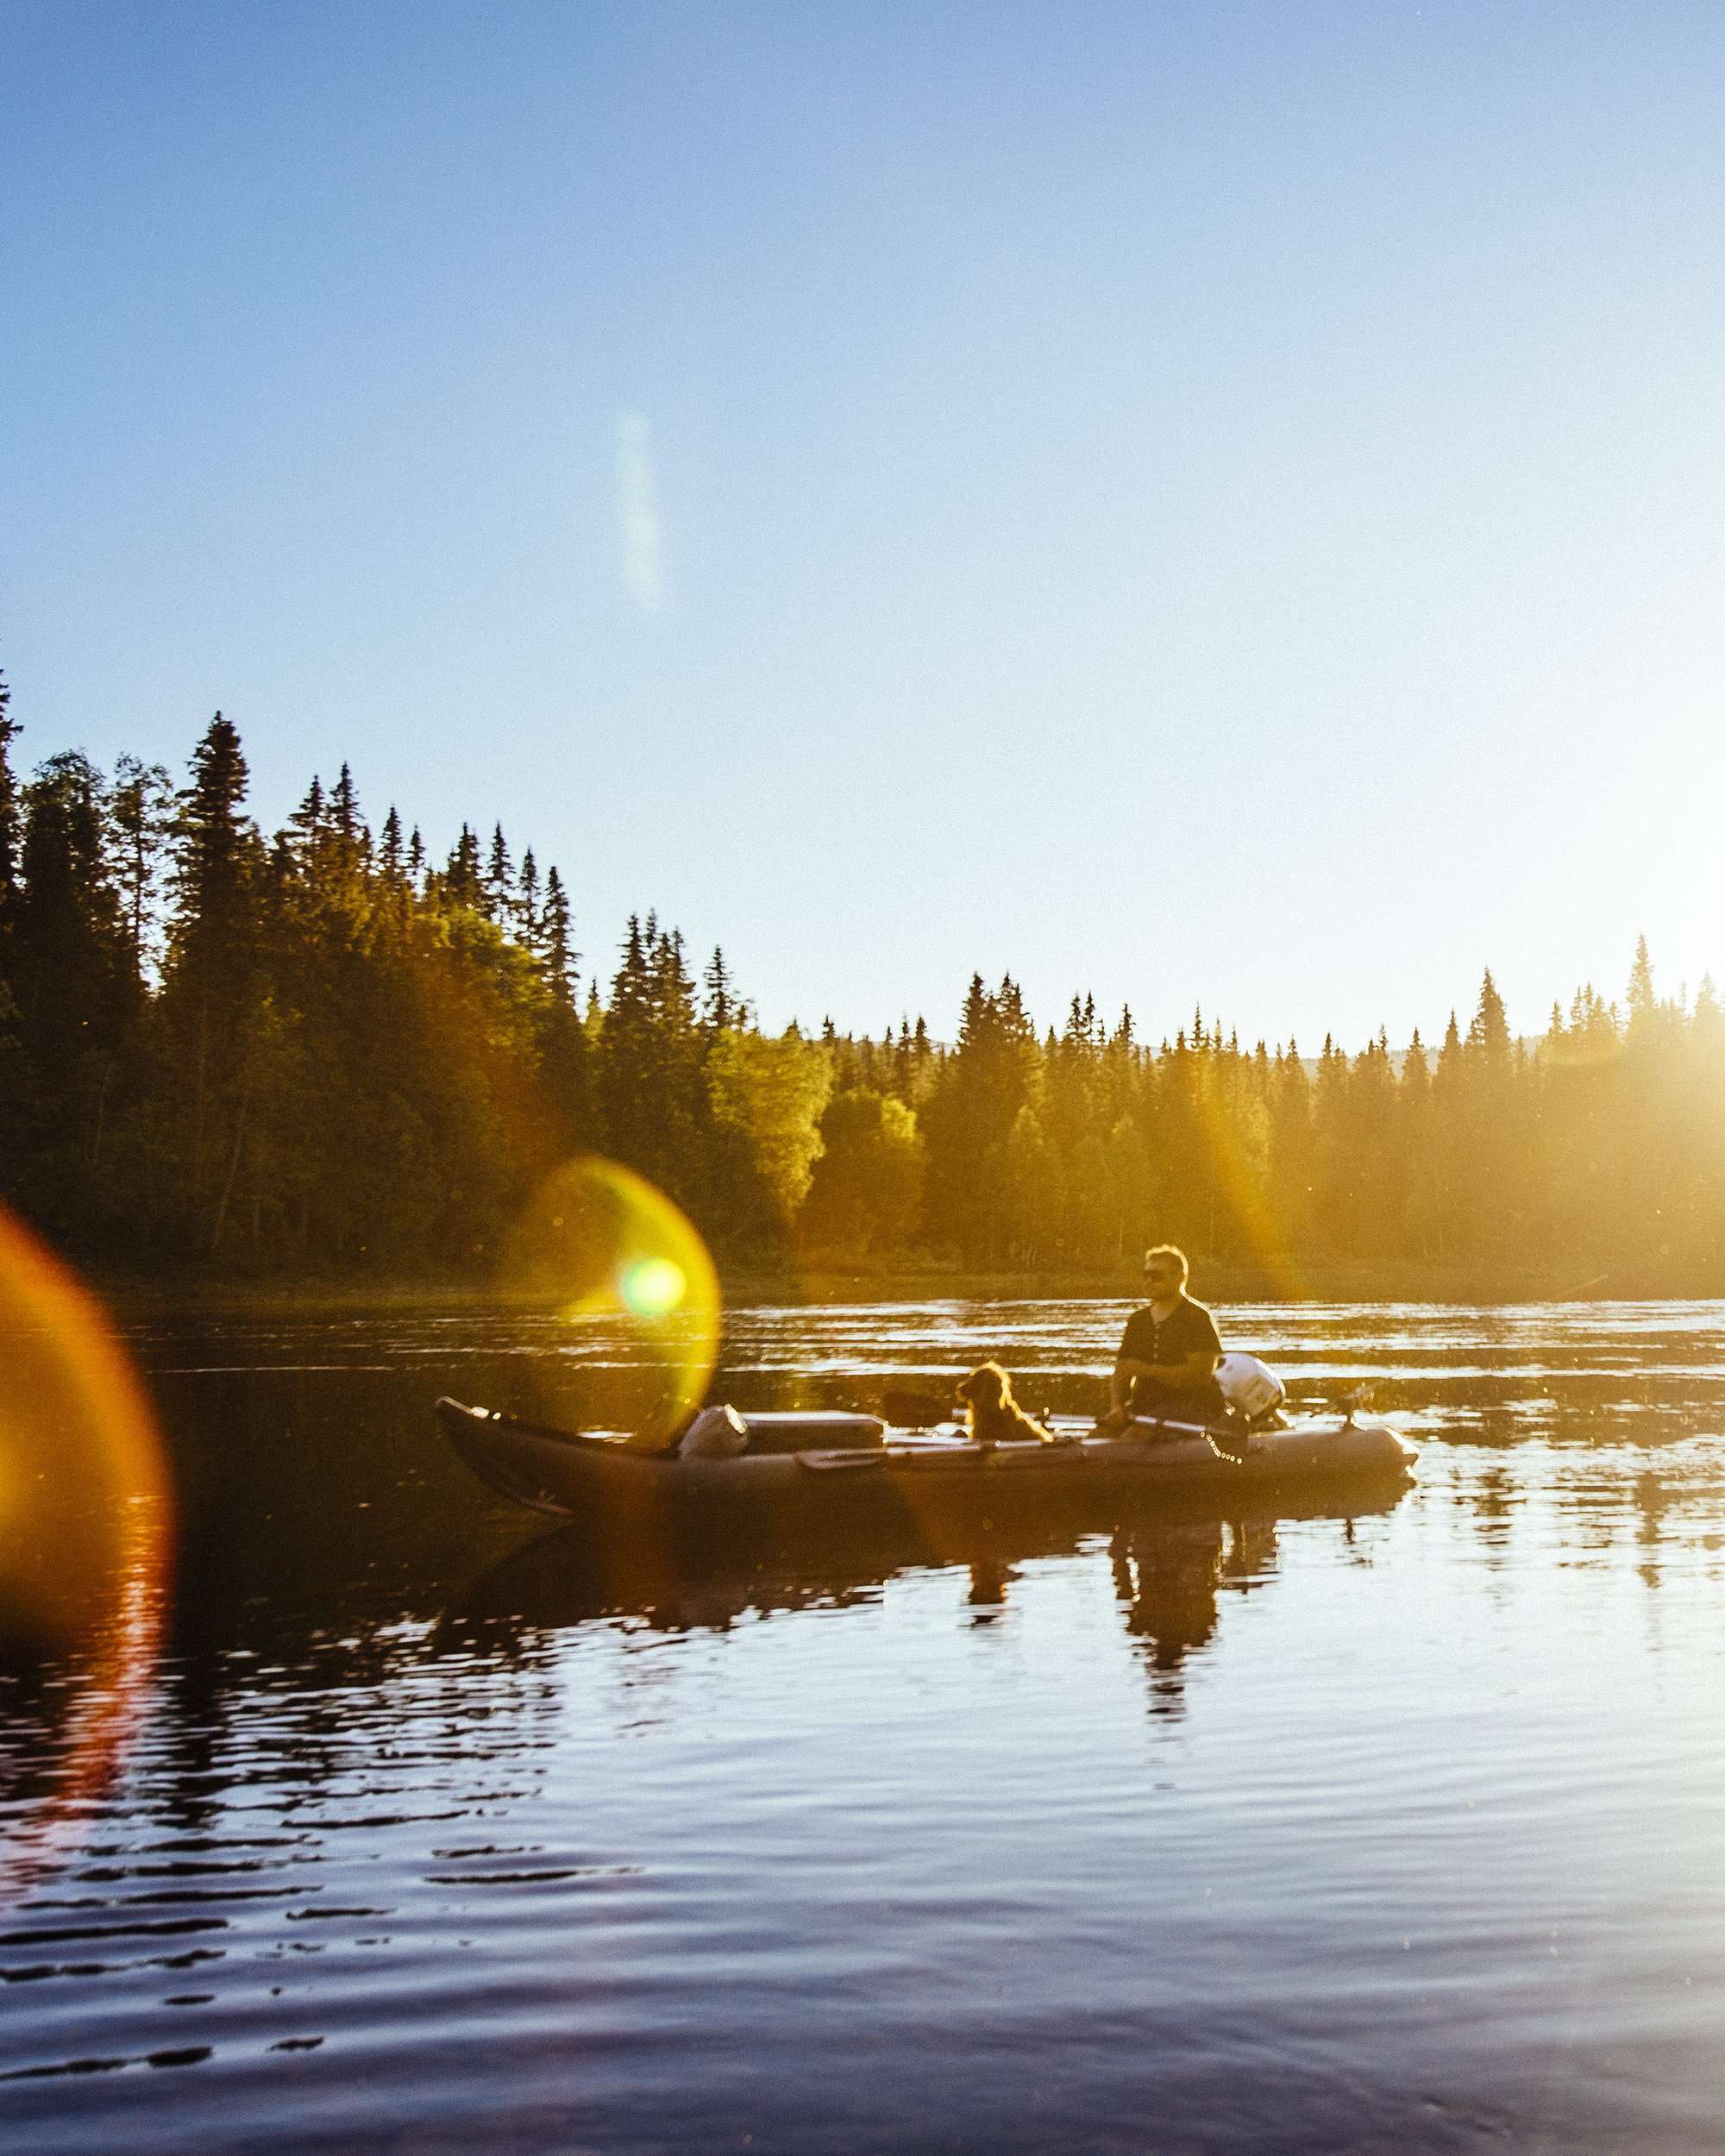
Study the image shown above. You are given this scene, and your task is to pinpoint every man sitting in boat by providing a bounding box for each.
[1101,1244,1225,1430]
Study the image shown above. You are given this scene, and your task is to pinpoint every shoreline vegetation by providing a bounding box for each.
[4,693,1722,1302]
[97,1258,1722,1318]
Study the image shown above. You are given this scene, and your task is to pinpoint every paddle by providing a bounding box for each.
[1100,1403,1248,1457]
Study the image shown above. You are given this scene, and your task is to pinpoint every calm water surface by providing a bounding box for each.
[5,1298,1725,2154]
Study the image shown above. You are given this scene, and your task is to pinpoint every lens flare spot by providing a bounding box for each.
[503,1157,721,1441]
[621,1257,687,1317]
[0,1205,172,1899]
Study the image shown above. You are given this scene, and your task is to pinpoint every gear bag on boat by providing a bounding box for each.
[679,1404,750,1457]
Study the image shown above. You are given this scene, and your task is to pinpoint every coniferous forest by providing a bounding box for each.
[2,686,1722,1292]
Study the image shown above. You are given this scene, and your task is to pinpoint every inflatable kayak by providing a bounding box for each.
[435,1396,1417,1522]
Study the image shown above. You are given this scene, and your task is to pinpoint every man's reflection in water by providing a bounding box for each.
[1220,1520,1279,1588]
[966,1554,1013,1621]
[1635,1469,1669,1595]
[1110,1520,1279,1714]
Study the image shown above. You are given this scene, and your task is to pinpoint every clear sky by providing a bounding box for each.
[4,2,1724,1049]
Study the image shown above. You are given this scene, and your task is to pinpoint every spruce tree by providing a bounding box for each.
[518,848,540,947]
[0,666,28,1129]
[330,763,360,843]
[600,916,653,1160]
[445,824,482,909]
[0,669,17,957]
[542,867,575,1004]
[172,718,256,965]
[1468,968,1511,1069]
[1627,936,1656,1028]
[287,775,326,868]
[703,946,736,1031]
[484,824,513,924]
[165,714,263,1206]
[3,753,137,1219]
[15,751,129,1061]
[107,755,175,987]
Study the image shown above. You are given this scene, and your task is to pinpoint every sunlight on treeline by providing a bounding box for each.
[1,689,1720,1286]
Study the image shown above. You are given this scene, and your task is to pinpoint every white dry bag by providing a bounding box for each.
[679,1403,750,1458]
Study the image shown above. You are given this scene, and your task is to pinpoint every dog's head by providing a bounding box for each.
[955,1363,1012,1413]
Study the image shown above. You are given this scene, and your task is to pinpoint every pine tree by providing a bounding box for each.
[14,751,129,1062]
[541,867,575,1004]
[485,824,513,924]
[445,824,482,909]
[287,775,326,868]
[920,975,1039,1259]
[703,946,737,1031]
[1468,968,1511,1069]
[164,714,263,1213]
[106,754,176,988]
[1427,1012,1467,1257]
[9,751,136,1213]
[330,763,360,843]
[172,718,257,961]
[1627,935,1656,1028]
[0,743,22,1191]
[0,669,18,965]
[600,915,653,1158]
[518,848,541,947]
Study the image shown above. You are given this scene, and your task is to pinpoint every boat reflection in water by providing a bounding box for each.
[451,1481,1401,1714]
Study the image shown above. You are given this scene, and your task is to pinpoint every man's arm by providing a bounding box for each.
[1120,1350,1220,1397]
[1108,1348,1218,1420]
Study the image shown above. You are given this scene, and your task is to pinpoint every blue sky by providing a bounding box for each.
[4,2,1724,1047]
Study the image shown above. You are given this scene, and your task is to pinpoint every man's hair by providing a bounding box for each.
[1144,1244,1189,1287]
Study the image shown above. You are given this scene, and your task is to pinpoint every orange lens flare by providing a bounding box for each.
[0,1206,172,1899]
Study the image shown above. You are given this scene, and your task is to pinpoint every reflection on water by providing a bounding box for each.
[3,1299,1725,2153]
[454,1500,1332,1727]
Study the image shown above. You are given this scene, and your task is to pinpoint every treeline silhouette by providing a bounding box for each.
[2,692,1721,1288]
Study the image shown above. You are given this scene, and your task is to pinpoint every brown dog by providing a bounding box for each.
[954,1363,1055,1448]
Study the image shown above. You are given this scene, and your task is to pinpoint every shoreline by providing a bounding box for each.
[87,1257,1725,1314]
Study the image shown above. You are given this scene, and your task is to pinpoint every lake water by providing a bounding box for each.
[5,1297,1725,2154]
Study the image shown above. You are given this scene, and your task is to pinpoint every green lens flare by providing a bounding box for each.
[621,1257,687,1317]
[502,1156,722,1441]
